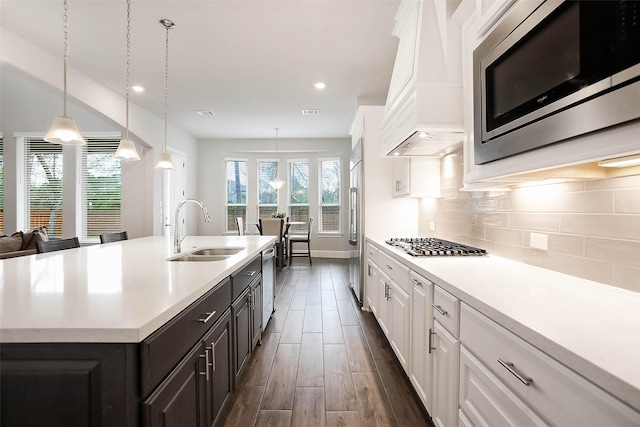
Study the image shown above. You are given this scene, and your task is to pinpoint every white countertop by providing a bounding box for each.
[0,235,275,344]
[369,237,640,413]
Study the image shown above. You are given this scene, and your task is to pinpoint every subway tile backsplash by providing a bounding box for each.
[418,152,640,292]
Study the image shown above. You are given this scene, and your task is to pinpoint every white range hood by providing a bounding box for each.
[381,0,471,157]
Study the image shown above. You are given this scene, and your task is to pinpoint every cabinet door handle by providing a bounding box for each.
[432,304,447,316]
[428,328,435,354]
[368,265,372,277]
[209,344,216,372]
[411,278,422,286]
[200,348,210,381]
[497,358,532,386]
[198,311,217,324]
[385,264,393,271]
[244,270,257,277]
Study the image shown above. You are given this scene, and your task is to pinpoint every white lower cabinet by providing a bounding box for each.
[377,270,391,337]
[460,303,640,427]
[378,269,411,373]
[365,257,379,316]
[410,271,434,412]
[389,279,411,372]
[432,320,460,427]
[459,346,548,427]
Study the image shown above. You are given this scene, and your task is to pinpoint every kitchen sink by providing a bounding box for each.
[190,247,244,256]
[167,247,245,262]
[169,254,231,262]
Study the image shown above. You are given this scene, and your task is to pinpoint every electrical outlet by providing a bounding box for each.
[530,233,548,250]
[430,221,436,231]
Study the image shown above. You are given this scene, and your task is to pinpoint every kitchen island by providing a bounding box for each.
[0,235,275,427]
[366,237,640,425]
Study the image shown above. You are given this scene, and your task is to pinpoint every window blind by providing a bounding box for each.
[82,139,122,239]
[319,158,340,232]
[258,160,278,219]
[226,159,247,232]
[24,138,64,238]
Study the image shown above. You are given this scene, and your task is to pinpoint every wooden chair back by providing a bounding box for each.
[99,231,129,244]
[36,237,80,254]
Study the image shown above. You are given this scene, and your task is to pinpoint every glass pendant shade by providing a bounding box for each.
[268,178,285,190]
[113,138,141,161]
[45,116,85,145]
[155,152,175,170]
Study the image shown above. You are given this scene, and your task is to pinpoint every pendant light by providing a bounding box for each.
[113,0,141,161]
[44,0,85,145]
[155,18,175,170]
[268,128,285,190]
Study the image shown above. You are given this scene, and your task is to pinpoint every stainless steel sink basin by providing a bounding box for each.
[167,247,245,262]
[190,247,243,256]
[169,254,231,262]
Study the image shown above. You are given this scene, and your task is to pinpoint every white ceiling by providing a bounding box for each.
[1,0,400,140]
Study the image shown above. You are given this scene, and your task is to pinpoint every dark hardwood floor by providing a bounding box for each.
[221,258,433,427]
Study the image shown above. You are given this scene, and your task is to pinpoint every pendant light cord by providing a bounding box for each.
[164,22,170,153]
[63,0,69,117]
[125,0,131,139]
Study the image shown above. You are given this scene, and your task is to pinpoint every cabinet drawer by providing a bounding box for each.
[365,241,379,264]
[460,303,640,427]
[231,254,262,301]
[460,345,548,427]
[433,286,459,338]
[378,250,410,293]
[141,278,231,397]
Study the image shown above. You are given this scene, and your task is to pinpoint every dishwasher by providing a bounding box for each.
[262,246,276,329]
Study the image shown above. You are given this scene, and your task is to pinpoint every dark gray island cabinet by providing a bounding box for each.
[0,254,263,427]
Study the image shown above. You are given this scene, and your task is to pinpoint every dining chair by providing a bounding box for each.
[258,218,285,269]
[289,217,313,265]
[236,217,245,236]
[99,231,129,244]
[36,237,80,254]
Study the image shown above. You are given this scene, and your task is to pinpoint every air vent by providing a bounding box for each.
[301,109,320,116]
[195,110,216,116]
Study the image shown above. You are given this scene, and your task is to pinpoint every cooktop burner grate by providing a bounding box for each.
[385,237,488,256]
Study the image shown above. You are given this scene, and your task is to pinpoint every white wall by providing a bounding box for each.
[197,138,352,256]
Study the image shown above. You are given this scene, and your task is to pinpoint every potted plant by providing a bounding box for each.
[271,212,287,219]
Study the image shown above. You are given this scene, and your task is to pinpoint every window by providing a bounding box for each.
[24,138,64,238]
[82,139,122,239]
[288,159,309,232]
[226,159,247,233]
[319,158,340,232]
[169,151,186,238]
[257,160,278,219]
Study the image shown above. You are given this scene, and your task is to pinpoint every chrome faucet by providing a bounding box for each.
[174,199,211,253]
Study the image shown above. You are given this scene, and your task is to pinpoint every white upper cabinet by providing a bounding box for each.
[392,157,441,198]
[381,0,466,158]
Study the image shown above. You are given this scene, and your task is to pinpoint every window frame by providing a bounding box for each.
[257,158,279,220]
[318,157,341,235]
[225,157,248,234]
[287,158,310,233]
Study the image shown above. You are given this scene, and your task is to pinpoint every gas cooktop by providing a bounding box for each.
[385,237,488,257]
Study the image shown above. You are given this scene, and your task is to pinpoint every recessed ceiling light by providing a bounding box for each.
[195,110,216,117]
[131,85,145,92]
[302,109,320,116]
[314,82,326,90]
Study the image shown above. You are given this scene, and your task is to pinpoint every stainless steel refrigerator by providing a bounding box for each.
[349,139,363,305]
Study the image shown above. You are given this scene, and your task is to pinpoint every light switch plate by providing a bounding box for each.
[430,221,436,231]
[530,233,548,250]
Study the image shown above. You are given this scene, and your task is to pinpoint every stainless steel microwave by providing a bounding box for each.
[473,0,640,165]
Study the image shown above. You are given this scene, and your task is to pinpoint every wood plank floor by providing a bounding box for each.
[221,258,433,427]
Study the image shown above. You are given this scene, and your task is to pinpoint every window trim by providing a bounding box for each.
[225,157,248,234]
